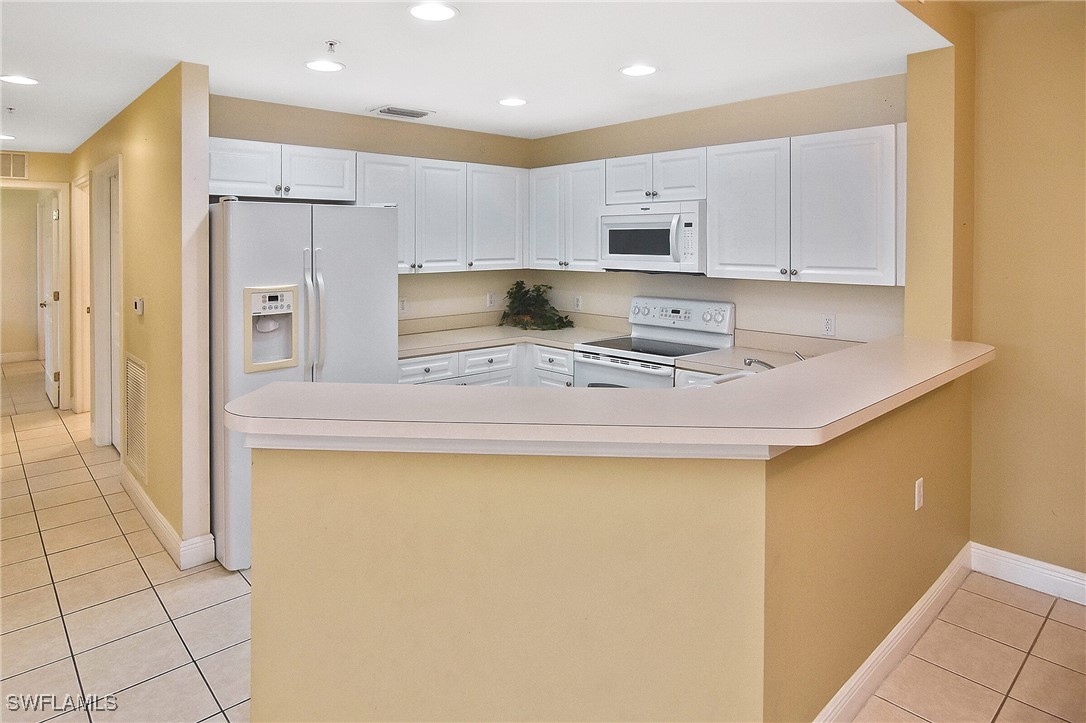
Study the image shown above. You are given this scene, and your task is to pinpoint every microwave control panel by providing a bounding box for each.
[680,221,696,261]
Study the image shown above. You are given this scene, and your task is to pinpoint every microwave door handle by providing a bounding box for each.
[670,213,681,260]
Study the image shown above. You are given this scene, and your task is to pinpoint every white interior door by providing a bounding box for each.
[40,195,61,407]
[109,175,122,447]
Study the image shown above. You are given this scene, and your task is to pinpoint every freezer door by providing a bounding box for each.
[311,205,399,383]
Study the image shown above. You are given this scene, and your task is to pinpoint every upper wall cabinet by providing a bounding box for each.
[415,159,468,273]
[357,153,416,274]
[605,148,706,205]
[789,125,897,286]
[530,160,606,272]
[209,138,356,201]
[466,164,527,271]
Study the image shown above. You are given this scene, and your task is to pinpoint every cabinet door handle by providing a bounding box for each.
[275,185,282,195]
[410,263,417,269]
[548,357,555,363]
[651,190,658,197]
[780,268,788,275]
[467,261,474,267]
[417,264,423,269]
[487,358,494,364]
[790,269,798,276]
[283,185,291,195]
[565,381,572,387]
[423,367,431,373]
[644,190,651,197]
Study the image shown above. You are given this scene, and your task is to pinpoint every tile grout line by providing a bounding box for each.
[989,596,1060,723]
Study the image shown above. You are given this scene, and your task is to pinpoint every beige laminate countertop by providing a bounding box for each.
[226,336,994,460]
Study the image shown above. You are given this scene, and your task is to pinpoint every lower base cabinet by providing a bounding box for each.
[398,343,575,387]
[530,369,574,388]
[426,368,517,386]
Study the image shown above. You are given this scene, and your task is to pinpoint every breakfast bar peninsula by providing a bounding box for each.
[225,335,993,722]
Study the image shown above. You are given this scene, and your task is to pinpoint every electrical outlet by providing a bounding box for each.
[574,295,583,311]
[820,312,836,337]
[398,298,406,314]
[486,291,495,308]
[914,477,924,510]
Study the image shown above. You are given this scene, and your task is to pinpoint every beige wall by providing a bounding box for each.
[1,190,41,356]
[969,2,1085,572]
[764,379,972,720]
[20,153,71,184]
[69,63,210,540]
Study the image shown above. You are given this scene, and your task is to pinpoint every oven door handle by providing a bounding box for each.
[575,354,674,376]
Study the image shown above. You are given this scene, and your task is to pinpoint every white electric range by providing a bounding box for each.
[573,296,736,388]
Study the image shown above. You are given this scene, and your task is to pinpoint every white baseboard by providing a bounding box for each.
[971,542,1086,605]
[814,543,973,722]
[1,351,40,363]
[121,466,216,570]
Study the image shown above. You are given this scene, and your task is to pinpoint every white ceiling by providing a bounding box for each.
[0,1,949,153]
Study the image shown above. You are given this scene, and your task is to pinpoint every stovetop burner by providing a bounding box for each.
[582,336,717,359]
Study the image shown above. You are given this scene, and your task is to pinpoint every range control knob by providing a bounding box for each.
[640,305,650,316]
[713,311,726,324]
[702,311,713,322]
[631,306,641,316]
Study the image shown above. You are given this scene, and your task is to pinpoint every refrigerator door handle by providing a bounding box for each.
[303,247,315,379]
[315,247,328,381]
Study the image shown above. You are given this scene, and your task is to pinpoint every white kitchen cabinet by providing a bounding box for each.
[415,159,468,273]
[674,369,718,388]
[790,125,897,286]
[605,148,706,204]
[706,138,791,281]
[467,164,527,271]
[529,345,574,375]
[210,138,355,201]
[459,345,518,376]
[397,352,459,384]
[529,160,605,271]
[357,153,416,274]
[428,368,518,387]
[530,369,574,388]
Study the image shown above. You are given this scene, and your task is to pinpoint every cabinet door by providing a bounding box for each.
[398,353,459,384]
[531,345,574,375]
[281,144,356,201]
[565,160,606,272]
[358,153,417,274]
[652,147,707,202]
[531,369,574,388]
[459,345,517,375]
[790,125,896,286]
[605,154,653,204]
[529,166,563,270]
[467,164,526,271]
[706,138,791,281]
[209,138,282,198]
[415,159,468,273]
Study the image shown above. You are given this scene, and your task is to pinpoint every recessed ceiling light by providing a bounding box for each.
[410,2,458,21]
[620,65,657,77]
[306,41,345,72]
[0,75,38,85]
[0,134,14,140]
[498,98,527,107]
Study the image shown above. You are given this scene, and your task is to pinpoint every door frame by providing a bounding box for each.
[1,179,71,409]
[90,155,122,447]
[70,174,92,413]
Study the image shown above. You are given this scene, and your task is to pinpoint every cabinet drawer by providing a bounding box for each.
[459,345,517,376]
[533,369,574,388]
[532,345,574,374]
[397,353,459,384]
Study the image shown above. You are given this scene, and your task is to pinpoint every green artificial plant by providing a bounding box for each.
[498,280,574,331]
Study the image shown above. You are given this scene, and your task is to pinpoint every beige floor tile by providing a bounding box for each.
[173,594,251,659]
[1010,655,1086,722]
[197,640,250,709]
[0,582,60,633]
[2,478,30,498]
[1,532,44,565]
[40,515,121,554]
[47,535,135,582]
[54,559,149,614]
[0,658,83,723]
[225,699,251,723]
[36,497,111,531]
[31,480,101,510]
[938,589,1045,651]
[1,493,33,518]
[1049,598,1086,631]
[154,566,251,618]
[26,467,92,494]
[996,697,1067,722]
[138,551,218,586]
[959,573,1056,616]
[104,491,134,514]
[64,588,169,654]
[113,509,148,534]
[124,529,164,558]
[1031,619,1086,674]
[11,425,67,443]
[94,475,124,496]
[76,622,190,697]
[1,466,27,483]
[1,440,18,455]
[17,433,74,452]
[852,695,926,722]
[88,461,121,480]
[203,715,228,723]
[75,439,100,454]
[20,444,79,465]
[89,663,220,723]
[0,618,70,679]
[1,452,21,468]
[909,618,1027,693]
[11,411,63,431]
[22,455,85,479]
[875,655,1003,722]
[80,447,120,466]
[1,556,52,597]
[1,511,39,540]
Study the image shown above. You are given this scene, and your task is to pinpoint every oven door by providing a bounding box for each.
[573,352,675,388]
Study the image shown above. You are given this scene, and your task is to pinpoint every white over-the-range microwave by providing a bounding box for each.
[598,200,706,274]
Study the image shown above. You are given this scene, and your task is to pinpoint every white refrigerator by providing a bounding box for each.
[210,200,398,570]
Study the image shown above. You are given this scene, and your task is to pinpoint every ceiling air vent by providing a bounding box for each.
[0,152,28,179]
[372,105,434,120]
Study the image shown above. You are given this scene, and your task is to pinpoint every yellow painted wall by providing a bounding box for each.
[763,379,972,720]
[251,451,767,722]
[1,190,41,356]
[69,63,210,537]
[970,2,1085,572]
[20,153,71,184]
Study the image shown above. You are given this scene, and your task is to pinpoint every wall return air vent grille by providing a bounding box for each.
[125,354,149,483]
[372,105,434,120]
[0,152,28,179]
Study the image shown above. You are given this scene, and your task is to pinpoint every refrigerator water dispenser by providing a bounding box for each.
[244,285,298,372]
